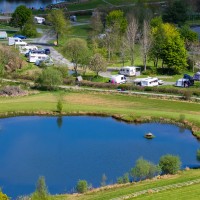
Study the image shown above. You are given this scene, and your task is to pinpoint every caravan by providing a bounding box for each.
[110,75,127,84]
[119,66,141,76]
[19,45,38,54]
[134,77,161,87]
[34,16,45,24]
[28,53,49,63]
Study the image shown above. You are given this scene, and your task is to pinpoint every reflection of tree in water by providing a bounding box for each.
[196,149,200,162]
[179,126,185,133]
[57,116,63,129]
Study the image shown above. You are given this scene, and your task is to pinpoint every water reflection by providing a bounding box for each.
[57,116,63,128]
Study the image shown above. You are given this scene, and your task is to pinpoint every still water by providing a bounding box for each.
[0,0,64,12]
[0,116,199,198]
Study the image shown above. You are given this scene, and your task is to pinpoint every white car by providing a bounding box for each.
[158,79,164,85]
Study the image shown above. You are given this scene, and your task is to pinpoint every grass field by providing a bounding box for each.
[51,169,200,200]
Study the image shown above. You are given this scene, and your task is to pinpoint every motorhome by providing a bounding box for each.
[0,31,7,39]
[34,16,45,24]
[28,53,49,63]
[119,66,141,76]
[19,45,38,54]
[134,77,159,87]
[110,75,127,84]
[8,37,27,46]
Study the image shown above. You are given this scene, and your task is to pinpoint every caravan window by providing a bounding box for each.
[126,69,129,72]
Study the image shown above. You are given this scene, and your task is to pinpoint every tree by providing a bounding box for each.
[57,99,63,114]
[37,68,63,90]
[106,10,127,35]
[150,23,187,73]
[48,9,70,46]
[89,53,107,76]
[22,16,37,37]
[162,0,188,26]
[64,38,89,76]
[10,5,32,31]
[32,176,50,200]
[159,154,181,174]
[130,158,160,181]
[76,180,88,193]
[90,10,104,35]
[141,20,152,71]
[117,173,130,184]
[125,16,138,65]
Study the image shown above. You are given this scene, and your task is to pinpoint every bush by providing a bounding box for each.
[130,158,161,181]
[76,180,88,193]
[182,90,192,100]
[57,99,63,113]
[159,154,181,174]
[117,173,129,184]
[36,68,63,90]
[54,66,68,78]
[0,189,9,200]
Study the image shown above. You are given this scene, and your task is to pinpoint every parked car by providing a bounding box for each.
[158,79,164,85]
[43,48,51,55]
[14,34,27,39]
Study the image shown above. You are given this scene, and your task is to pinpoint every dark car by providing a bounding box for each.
[43,48,50,55]
[14,34,27,39]
[25,49,46,57]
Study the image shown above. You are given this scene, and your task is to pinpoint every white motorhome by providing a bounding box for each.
[119,66,141,76]
[110,75,127,84]
[8,37,27,46]
[19,45,38,54]
[34,16,45,24]
[0,31,7,39]
[134,77,159,87]
[28,53,49,63]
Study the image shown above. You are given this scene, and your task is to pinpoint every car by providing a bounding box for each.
[43,48,51,55]
[14,34,27,39]
[35,58,54,67]
[158,79,164,85]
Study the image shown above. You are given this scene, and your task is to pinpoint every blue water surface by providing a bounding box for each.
[0,116,199,198]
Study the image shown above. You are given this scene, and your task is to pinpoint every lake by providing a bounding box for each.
[0,0,65,13]
[0,116,199,198]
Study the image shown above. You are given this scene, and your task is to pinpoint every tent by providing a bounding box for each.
[193,72,200,81]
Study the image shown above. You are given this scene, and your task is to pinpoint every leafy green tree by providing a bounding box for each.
[57,99,63,114]
[76,180,88,193]
[0,188,9,200]
[159,154,181,175]
[48,9,70,46]
[22,16,37,37]
[31,176,50,200]
[150,23,187,73]
[117,173,129,184]
[37,68,63,90]
[64,38,89,76]
[10,5,32,31]
[162,0,188,26]
[179,25,198,48]
[106,10,127,34]
[130,158,160,180]
[89,53,107,76]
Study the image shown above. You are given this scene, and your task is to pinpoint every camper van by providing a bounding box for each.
[34,16,45,24]
[134,77,160,87]
[0,31,7,39]
[110,75,127,84]
[19,45,38,54]
[8,37,27,46]
[119,66,141,76]
[28,53,49,63]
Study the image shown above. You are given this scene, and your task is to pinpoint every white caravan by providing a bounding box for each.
[28,53,49,63]
[110,75,127,84]
[134,77,159,87]
[19,45,38,54]
[34,16,45,24]
[8,37,27,46]
[119,66,141,76]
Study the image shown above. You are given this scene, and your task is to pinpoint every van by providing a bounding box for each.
[34,16,45,24]
[110,75,127,84]
[119,66,141,76]
[8,37,27,46]
[28,53,49,63]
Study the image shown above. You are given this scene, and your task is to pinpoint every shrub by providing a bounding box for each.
[54,66,68,78]
[117,173,130,184]
[36,68,63,90]
[76,180,88,193]
[57,99,63,113]
[182,90,192,100]
[0,189,9,200]
[159,154,181,174]
[130,158,161,181]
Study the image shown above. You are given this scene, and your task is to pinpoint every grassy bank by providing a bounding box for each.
[0,90,200,135]
[53,169,200,200]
